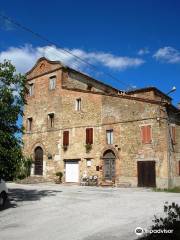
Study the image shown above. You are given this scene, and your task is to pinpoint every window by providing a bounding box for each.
[27,117,32,132]
[86,159,92,167]
[75,98,81,111]
[86,128,93,144]
[63,131,69,146]
[141,125,152,144]
[48,113,54,128]
[28,83,34,96]
[106,129,113,144]
[49,76,56,90]
[171,126,176,144]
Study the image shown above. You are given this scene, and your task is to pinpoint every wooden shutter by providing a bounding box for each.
[171,126,176,144]
[86,128,93,144]
[63,131,69,146]
[141,125,151,144]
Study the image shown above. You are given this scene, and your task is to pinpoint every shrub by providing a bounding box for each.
[56,171,63,183]
[85,143,92,153]
[16,156,33,180]
[137,202,180,239]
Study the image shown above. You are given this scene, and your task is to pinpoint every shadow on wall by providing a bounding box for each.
[1,188,62,211]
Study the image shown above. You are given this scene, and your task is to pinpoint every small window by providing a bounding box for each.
[27,117,32,132]
[86,128,93,144]
[171,126,176,144]
[48,113,54,128]
[63,131,69,146]
[106,129,113,144]
[49,76,56,90]
[141,125,152,144]
[75,98,81,111]
[28,83,34,96]
[86,159,92,167]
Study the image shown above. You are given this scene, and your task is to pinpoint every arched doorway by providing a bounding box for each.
[34,147,43,175]
[103,150,116,181]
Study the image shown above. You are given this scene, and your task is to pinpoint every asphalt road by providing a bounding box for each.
[0,183,180,240]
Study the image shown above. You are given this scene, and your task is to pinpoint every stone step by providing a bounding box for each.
[100,181,115,187]
[116,182,132,188]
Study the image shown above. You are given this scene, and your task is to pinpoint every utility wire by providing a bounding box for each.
[0,13,133,90]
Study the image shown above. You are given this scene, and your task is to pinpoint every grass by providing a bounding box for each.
[153,187,180,193]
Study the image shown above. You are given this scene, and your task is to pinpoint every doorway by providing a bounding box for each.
[34,147,43,175]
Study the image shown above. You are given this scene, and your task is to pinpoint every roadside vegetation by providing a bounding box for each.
[153,187,180,193]
[137,202,180,240]
[0,60,29,181]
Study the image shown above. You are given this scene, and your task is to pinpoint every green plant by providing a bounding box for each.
[16,156,33,180]
[85,143,92,153]
[56,171,63,183]
[62,145,68,151]
[0,60,27,180]
[137,202,180,239]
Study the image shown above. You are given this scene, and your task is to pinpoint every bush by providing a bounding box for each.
[56,171,63,183]
[85,143,92,153]
[138,202,180,239]
[16,156,33,180]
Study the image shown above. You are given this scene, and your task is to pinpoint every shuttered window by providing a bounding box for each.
[171,126,176,144]
[86,128,93,144]
[63,131,69,146]
[141,125,152,144]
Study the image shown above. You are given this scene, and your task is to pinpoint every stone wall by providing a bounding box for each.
[23,58,180,188]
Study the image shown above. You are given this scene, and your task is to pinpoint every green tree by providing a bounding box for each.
[0,60,27,180]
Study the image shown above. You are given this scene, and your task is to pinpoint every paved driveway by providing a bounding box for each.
[0,183,180,240]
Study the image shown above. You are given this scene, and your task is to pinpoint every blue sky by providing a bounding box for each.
[0,0,180,105]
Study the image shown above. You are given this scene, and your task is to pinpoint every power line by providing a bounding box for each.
[0,13,133,89]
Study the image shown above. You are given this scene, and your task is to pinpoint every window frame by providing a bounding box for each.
[106,129,113,145]
[75,98,81,111]
[28,83,34,96]
[27,117,33,132]
[63,130,69,146]
[86,128,93,145]
[48,113,55,128]
[141,125,152,144]
[49,75,56,90]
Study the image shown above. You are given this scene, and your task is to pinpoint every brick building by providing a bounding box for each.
[23,57,180,188]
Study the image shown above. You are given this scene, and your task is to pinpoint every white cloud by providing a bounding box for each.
[0,44,145,73]
[137,48,150,56]
[153,46,180,63]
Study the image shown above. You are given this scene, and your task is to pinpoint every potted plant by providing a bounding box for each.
[55,171,63,183]
[62,145,68,151]
[85,143,92,153]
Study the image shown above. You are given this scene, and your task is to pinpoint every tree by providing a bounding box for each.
[138,202,180,240]
[0,60,27,180]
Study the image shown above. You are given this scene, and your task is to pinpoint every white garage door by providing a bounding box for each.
[65,161,79,183]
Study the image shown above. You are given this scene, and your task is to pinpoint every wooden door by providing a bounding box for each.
[103,150,115,181]
[34,147,43,175]
[137,161,156,187]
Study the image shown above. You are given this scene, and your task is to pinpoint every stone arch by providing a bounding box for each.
[34,146,43,175]
[100,146,119,159]
[31,142,47,155]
